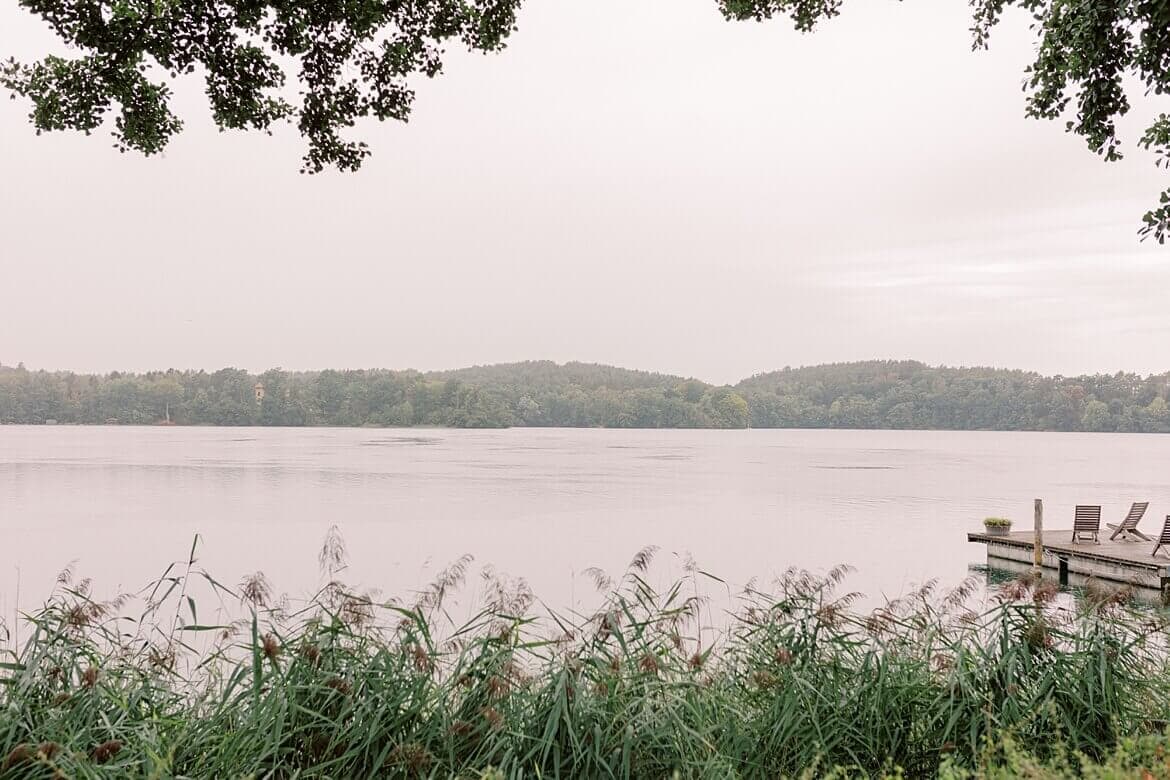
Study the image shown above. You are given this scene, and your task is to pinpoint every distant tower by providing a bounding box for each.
[254,382,265,404]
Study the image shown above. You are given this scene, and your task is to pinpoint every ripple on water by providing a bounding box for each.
[361,436,441,447]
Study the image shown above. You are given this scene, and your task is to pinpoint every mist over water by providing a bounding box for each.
[2,426,1167,619]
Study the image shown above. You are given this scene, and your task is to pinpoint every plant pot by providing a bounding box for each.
[983,525,1011,537]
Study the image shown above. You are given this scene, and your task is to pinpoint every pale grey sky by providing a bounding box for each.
[1,0,1167,384]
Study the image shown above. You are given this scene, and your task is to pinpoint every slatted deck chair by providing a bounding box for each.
[1107,501,1151,541]
[1153,517,1170,558]
[1071,505,1102,544]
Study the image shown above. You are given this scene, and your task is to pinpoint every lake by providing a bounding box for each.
[1,426,1167,622]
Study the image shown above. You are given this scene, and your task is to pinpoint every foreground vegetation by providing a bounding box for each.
[3,359,1170,432]
[5,536,1170,777]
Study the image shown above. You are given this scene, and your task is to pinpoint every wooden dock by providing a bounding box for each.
[969,530,1170,591]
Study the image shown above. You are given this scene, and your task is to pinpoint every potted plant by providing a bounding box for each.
[983,517,1012,537]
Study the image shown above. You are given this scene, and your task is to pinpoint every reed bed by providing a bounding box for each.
[3,531,1170,778]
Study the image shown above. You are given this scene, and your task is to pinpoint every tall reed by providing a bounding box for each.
[2,533,1169,778]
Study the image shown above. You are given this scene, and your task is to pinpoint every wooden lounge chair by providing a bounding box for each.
[1154,517,1170,558]
[1071,505,1102,543]
[1107,502,1151,541]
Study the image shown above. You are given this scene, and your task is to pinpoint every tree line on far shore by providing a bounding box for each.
[1,359,1168,432]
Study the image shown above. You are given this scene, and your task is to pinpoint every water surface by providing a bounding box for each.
[2,426,1167,618]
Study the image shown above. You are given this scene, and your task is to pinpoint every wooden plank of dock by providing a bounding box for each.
[969,529,1170,590]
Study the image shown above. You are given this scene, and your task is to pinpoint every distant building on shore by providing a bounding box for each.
[254,382,265,404]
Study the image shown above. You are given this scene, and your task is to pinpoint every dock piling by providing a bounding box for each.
[1033,499,1043,575]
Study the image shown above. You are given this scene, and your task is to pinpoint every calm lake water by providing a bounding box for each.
[2,426,1168,619]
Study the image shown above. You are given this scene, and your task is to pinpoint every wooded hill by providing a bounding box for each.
[2,360,1168,432]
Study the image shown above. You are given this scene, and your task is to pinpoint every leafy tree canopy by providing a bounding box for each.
[1,0,522,172]
[3,0,1169,239]
[3,359,1170,432]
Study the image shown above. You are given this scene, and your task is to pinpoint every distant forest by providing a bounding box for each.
[2,360,1169,432]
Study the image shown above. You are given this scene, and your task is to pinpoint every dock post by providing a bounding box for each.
[1033,499,1043,576]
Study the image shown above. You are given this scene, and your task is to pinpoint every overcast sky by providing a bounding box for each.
[1,0,1167,384]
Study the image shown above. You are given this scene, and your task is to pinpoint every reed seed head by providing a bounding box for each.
[485,674,509,699]
[91,739,122,764]
[387,742,432,775]
[299,644,321,666]
[481,706,504,731]
[1033,580,1060,605]
[239,571,272,608]
[2,744,31,772]
[411,643,433,673]
[323,677,351,695]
